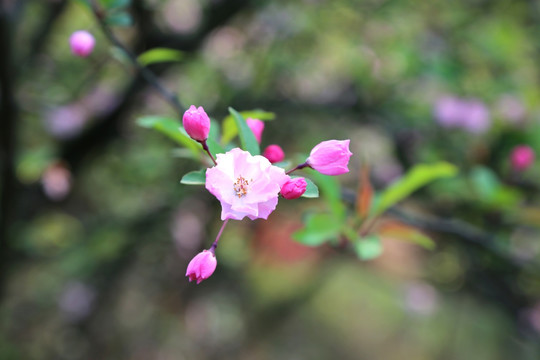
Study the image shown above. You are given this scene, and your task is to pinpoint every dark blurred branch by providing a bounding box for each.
[22,0,68,69]
[0,2,18,301]
[55,0,252,172]
[89,0,185,114]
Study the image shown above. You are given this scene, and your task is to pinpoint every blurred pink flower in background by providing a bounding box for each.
[246,118,265,143]
[434,96,464,128]
[41,162,72,201]
[403,282,439,316]
[510,145,535,171]
[45,104,88,139]
[434,96,491,134]
[206,148,289,220]
[69,30,95,57]
[461,100,491,134]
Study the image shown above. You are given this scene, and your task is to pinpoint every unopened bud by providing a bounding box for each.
[183,105,211,142]
[263,144,285,163]
[281,177,307,199]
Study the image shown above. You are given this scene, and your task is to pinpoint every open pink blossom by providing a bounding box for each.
[206,148,289,220]
[246,118,265,143]
[185,250,217,284]
[306,139,352,175]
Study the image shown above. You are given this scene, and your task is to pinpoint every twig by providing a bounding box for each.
[0,3,19,301]
[89,0,185,115]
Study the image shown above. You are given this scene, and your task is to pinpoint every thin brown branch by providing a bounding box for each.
[89,0,185,115]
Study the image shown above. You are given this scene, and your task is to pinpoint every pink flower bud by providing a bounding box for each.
[185,250,217,284]
[263,144,285,163]
[511,145,535,171]
[183,105,211,142]
[281,177,307,199]
[306,139,352,175]
[246,118,264,143]
[69,30,95,57]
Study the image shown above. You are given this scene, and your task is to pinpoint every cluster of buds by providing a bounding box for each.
[183,105,352,284]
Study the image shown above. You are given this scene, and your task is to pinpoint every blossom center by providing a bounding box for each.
[233,176,251,198]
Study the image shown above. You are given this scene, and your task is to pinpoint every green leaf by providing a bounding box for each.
[228,107,260,156]
[105,12,133,27]
[137,48,183,67]
[272,160,292,169]
[136,116,200,156]
[309,171,346,219]
[354,235,383,260]
[470,166,499,200]
[222,110,275,145]
[378,222,435,250]
[375,162,458,215]
[180,169,206,185]
[290,176,318,198]
[292,213,343,246]
[100,0,131,9]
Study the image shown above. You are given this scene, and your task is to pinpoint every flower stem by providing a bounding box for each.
[286,162,309,175]
[200,139,217,166]
[209,219,229,252]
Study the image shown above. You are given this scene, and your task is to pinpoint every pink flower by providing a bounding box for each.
[263,144,285,163]
[69,30,95,57]
[246,118,264,143]
[434,96,464,128]
[206,148,289,220]
[281,177,307,199]
[461,100,491,134]
[183,105,210,142]
[511,145,535,171]
[186,250,217,284]
[306,139,352,175]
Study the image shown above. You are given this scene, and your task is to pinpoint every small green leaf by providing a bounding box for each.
[180,169,206,185]
[354,235,383,260]
[137,116,200,156]
[137,48,183,66]
[228,107,260,156]
[222,110,275,145]
[292,213,342,246]
[100,0,131,9]
[105,12,133,27]
[375,162,458,215]
[272,160,292,169]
